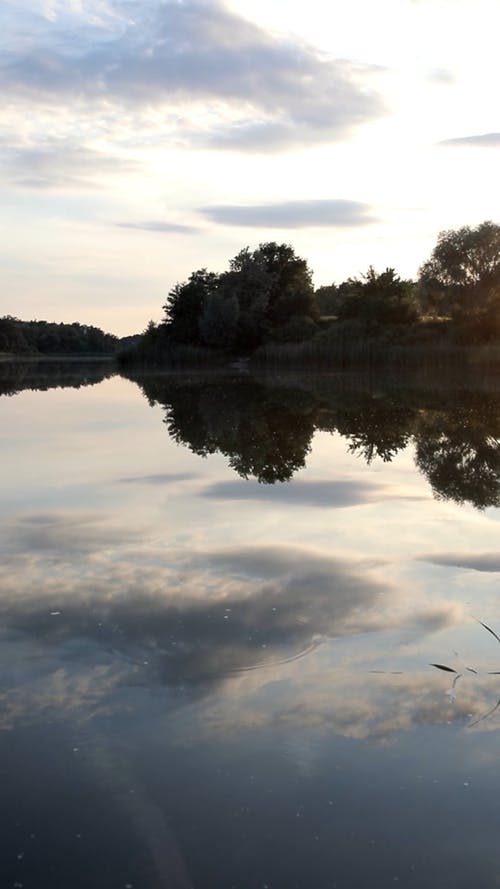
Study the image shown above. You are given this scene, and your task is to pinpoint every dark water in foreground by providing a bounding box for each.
[3,362,500,888]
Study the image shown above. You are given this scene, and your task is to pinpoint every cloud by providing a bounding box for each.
[1,0,384,151]
[0,140,138,188]
[0,507,467,739]
[119,472,201,484]
[3,512,139,558]
[116,221,200,235]
[200,199,378,229]
[438,132,500,148]
[427,67,455,85]
[418,552,500,572]
[201,478,404,507]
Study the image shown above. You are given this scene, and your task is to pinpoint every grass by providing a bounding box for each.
[251,337,500,372]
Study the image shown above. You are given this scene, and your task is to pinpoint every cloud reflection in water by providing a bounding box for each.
[0,511,472,741]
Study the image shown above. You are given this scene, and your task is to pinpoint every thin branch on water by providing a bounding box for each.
[473,618,500,644]
[468,697,500,728]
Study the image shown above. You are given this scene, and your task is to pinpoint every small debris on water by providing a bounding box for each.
[17,852,24,860]
[50,611,61,616]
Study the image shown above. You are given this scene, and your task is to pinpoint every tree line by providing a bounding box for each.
[0,317,118,356]
[125,220,500,365]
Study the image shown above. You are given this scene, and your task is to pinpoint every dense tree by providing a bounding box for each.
[420,221,500,292]
[163,269,218,345]
[199,293,240,348]
[0,317,117,355]
[255,241,316,326]
[0,317,32,354]
[335,267,418,328]
[161,243,317,352]
[314,283,339,315]
[418,221,500,327]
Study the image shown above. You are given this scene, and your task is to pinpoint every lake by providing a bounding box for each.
[2,360,500,888]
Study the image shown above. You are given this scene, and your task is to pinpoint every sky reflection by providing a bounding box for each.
[4,368,500,887]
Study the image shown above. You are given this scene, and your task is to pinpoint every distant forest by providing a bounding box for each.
[0,317,123,357]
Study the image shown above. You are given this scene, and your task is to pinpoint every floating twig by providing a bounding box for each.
[468,697,500,728]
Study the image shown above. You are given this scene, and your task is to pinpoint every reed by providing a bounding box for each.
[251,337,500,372]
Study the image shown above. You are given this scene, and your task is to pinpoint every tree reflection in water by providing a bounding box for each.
[130,371,500,509]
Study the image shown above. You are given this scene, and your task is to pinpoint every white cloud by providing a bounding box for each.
[438,132,500,148]
[200,199,378,228]
[1,0,384,152]
[0,140,139,188]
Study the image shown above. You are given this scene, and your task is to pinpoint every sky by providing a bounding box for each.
[1,0,499,336]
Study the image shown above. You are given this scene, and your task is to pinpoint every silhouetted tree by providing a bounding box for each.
[336,268,418,328]
[314,283,339,315]
[199,293,240,348]
[161,244,317,352]
[0,317,117,355]
[418,222,500,335]
[163,269,218,345]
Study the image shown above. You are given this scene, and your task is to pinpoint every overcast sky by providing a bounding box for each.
[1,0,499,335]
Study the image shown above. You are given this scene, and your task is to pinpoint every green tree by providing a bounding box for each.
[418,221,500,323]
[218,248,272,350]
[336,267,418,328]
[314,283,339,315]
[256,241,316,326]
[163,269,219,344]
[199,293,240,348]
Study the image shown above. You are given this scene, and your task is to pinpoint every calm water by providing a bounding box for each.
[3,361,500,888]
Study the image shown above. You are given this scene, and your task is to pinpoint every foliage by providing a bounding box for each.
[420,221,500,291]
[0,317,33,354]
[127,222,500,367]
[119,320,225,369]
[163,269,218,345]
[199,293,240,348]
[314,283,339,315]
[160,242,316,354]
[335,267,419,328]
[419,221,500,331]
[270,314,318,343]
[0,316,117,356]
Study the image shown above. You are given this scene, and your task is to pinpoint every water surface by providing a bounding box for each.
[2,363,500,888]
